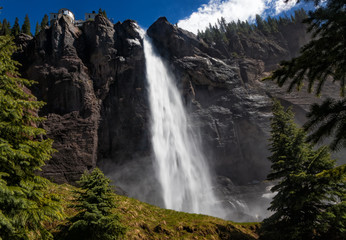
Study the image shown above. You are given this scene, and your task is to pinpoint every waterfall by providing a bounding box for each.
[143,35,223,218]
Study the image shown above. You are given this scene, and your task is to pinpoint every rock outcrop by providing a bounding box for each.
[20,16,101,183]
[17,15,150,183]
[15,14,343,216]
[147,17,344,184]
[147,17,317,184]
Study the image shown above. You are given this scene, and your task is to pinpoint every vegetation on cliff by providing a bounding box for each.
[0,1,344,239]
[0,35,63,239]
[49,182,259,240]
[56,168,126,240]
[0,15,33,36]
[197,8,308,57]
[260,101,345,240]
[260,2,346,237]
[21,14,31,36]
[268,0,346,150]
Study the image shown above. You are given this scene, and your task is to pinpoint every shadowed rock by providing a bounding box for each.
[15,15,344,191]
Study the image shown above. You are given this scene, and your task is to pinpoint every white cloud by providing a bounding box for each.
[274,0,296,14]
[177,0,298,34]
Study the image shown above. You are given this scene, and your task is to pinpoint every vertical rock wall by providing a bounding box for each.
[18,15,150,183]
[16,15,343,190]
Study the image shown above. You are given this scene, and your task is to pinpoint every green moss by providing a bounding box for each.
[48,183,259,239]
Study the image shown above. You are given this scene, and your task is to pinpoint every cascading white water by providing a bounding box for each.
[143,35,223,217]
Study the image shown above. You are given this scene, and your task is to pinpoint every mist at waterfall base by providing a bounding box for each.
[104,31,274,222]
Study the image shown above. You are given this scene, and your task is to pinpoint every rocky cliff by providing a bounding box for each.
[16,15,149,184]
[15,14,342,219]
[146,17,338,185]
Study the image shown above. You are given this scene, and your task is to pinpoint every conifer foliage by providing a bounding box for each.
[40,14,49,32]
[0,36,62,239]
[268,0,346,150]
[21,14,31,36]
[98,8,108,18]
[197,9,308,46]
[11,17,20,36]
[1,19,11,36]
[60,168,126,240]
[35,22,40,36]
[260,100,345,240]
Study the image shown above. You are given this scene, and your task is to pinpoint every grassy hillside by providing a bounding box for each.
[48,183,259,240]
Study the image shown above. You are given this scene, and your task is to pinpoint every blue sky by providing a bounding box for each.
[0,0,314,34]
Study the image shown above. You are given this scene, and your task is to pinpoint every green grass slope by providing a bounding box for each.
[48,184,259,240]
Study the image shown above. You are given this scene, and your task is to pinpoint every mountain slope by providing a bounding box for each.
[50,184,259,240]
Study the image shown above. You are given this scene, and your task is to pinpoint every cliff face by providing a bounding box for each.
[15,14,340,196]
[17,15,149,183]
[146,17,330,185]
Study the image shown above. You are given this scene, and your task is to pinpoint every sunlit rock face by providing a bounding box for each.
[16,15,150,183]
[15,13,343,221]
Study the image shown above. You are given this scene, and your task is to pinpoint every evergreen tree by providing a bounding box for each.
[96,8,108,18]
[277,16,290,26]
[0,36,63,239]
[260,100,345,240]
[256,14,270,34]
[21,14,31,36]
[1,19,11,35]
[59,168,126,240]
[203,28,213,43]
[267,16,278,33]
[35,22,40,36]
[225,21,237,37]
[6,21,11,35]
[40,14,49,31]
[102,10,108,18]
[293,8,308,23]
[218,17,227,33]
[315,165,346,240]
[11,17,20,36]
[267,0,346,149]
[196,29,202,38]
[198,10,305,46]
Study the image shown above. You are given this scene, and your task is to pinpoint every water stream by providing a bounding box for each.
[143,35,223,218]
